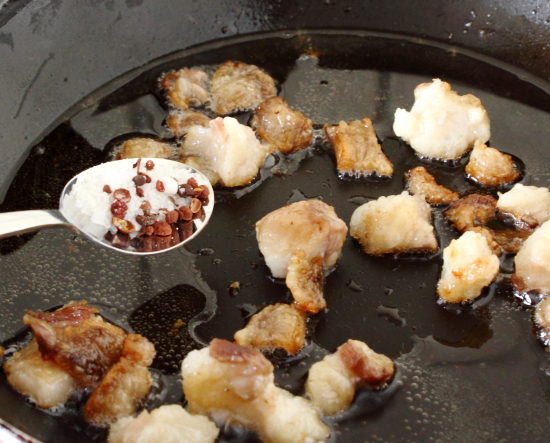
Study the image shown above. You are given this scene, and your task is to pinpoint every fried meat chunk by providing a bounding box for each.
[108,404,219,443]
[306,339,394,416]
[250,96,313,154]
[23,302,126,388]
[166,109,211,138]
[444,194,497,232]
[350,192,438,255]
[324,118,394,178]
[286,250,326,314]
[437,231,500,303]
[160,69,210,109]
[465,141,519,186]
[84,334,156,427]
[182,339,330,443]
[404,166,459,205]
[234,303,307,355]
[513,220,550,294]
[115,138,173,160]
[497,184,550,230]
[4,339,77,409]
[256,199,348,279]
[182,116,269,187]
[393,79,490,159]
[535,297,550,346]
[210,61,277,115]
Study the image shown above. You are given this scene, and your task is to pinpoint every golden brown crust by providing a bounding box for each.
[286,250,326,314]
[115,138,173,160]
[465,141,519,187]
[324,118,394,177]
[166,109,210,138]
[160,69,210,109]
[24,302,126,388]
[404,166,459,205]
[443,194,497,232]
[250,96,313,154]
[234,303,307,355]
[209,338,273,375]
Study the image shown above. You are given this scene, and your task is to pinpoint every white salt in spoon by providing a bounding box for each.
[0,159,214,255]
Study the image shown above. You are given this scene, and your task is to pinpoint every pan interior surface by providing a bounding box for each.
[1,31,550,443]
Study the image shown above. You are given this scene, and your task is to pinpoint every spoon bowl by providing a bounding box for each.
[0,159,215,255]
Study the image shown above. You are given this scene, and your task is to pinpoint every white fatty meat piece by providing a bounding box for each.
[465,140,519,187]
[393,79,490,159]
[181,339,330,443]
[4,340,77,409]
[514,220,550,294]
[306,339,394,416]
[437,231,500,303]
[497,184,550,230]
[160,69,210,109]
[108,404,219,443]
[349,192,438,255]
[256,199,348,278]
[182,116,269,187]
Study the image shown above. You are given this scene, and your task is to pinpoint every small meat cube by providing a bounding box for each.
[84,334,156,427]
[286,250,326,314]
[437,231,500,303]
[444,194,497,232]
[256,199,348,278]
[405,166,459,205]
[393,79,490,159]
[160,68,210,109]
[108,404,219,443]
[497,184,550,230]
[182,116,269,187]
[488,227,531,255]
[166,109,211,138]
[115,138,173,160]
[306,339,394,415]
[250,96,313,154]
[4,340,76,409]
[513,220,550,294]
[350,192,438,255]
[465,140,519,186]
[23,301,126,388]
[234,303,307,355]
[534,297,550,346]
[210,61,277,115]
[324,118,394,178]
[182,339,330,443]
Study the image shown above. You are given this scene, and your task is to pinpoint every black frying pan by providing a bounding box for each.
[1,2,550,442]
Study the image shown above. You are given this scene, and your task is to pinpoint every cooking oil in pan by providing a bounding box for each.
[1,31,550,443]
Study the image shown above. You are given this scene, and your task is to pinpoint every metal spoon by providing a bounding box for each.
[0,159,214,255]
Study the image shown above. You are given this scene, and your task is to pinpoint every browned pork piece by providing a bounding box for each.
[108,404,220,443]
[181,339,330,443]
[444,194,497,232]
[182,116,269,187]
[23,301,126,388]
[115,138,173,160]
[350,192,438,255]
[324,118,394,178]
[234,303,307,355]
[84,334,156,427]
[305,339,394,415]
[165,109,211,138]
[404,166,459,205]
[210,61,277,115]
[4,339,77,409]
[497,184,550,231]
[250,96,314,154]
[513,220,550,294]
[256,199,348,279]
[286,250,326,314]
[160,68,210,109]
[437,231,500,303]
[465,140,519,186]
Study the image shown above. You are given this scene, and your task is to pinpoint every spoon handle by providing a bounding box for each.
[0,210,73,239]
